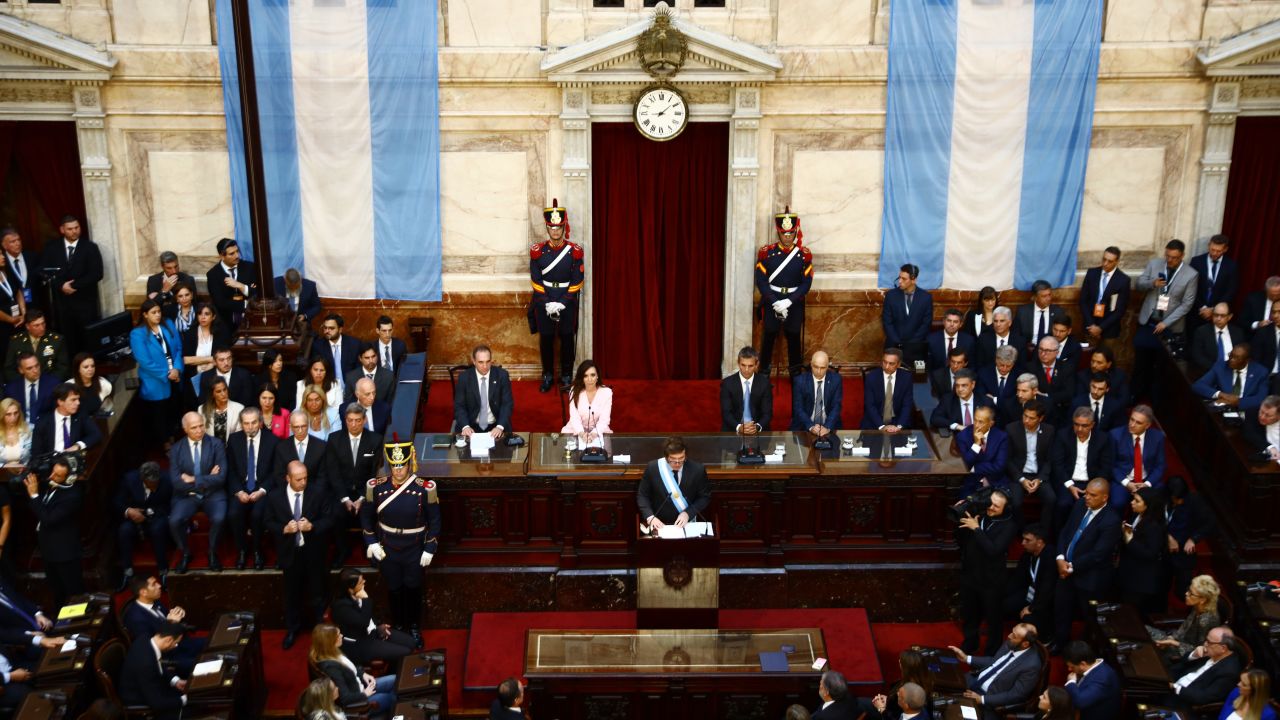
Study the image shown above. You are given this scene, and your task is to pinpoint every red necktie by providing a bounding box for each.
[1133,436,1143,484]
[1044,365,1053,384]
[947,336,954,354]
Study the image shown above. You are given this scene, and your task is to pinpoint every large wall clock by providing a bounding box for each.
[633,84,688,142]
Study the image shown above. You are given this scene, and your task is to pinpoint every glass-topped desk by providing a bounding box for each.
[525,628,825,676]
[814,430,950,474]
[527,432,815,476]
[411,432,530,478]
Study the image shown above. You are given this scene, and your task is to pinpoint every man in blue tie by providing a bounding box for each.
[1052,478,1121,651]
[947,623,1044,720]
[227,408,279,570]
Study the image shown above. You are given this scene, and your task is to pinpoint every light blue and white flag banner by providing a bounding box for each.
[216,0,442,301]
[879,0,1103,291]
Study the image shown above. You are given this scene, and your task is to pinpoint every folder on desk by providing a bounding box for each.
[57,603,88,620]
[759,651,789,672]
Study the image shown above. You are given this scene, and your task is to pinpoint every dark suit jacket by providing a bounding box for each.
[1023,359,1076,424]
[226,430,280,495]
[273,276,323,320]
[317,658,366,708]
[206,260,256,324]
[930,393,994,431]
[345,365,395,405]
[965,645,1042,709]
[882,287,934,346]
[166,435,228,498]
[862,368,915,429]
[0,579,42,646]
[323,430,384,503]
[1117,512,1166,595]
[1050,337,1083,371]
[1014,303,1068,345]
[31,410,103,457]
[1165,491,1217,545]
[1241,290,1276,337]
[1051,431,1116,494]
[121,599,172,644]
[1065,661,1122,720]
[977,367,1018,406]
[927,331,976,373]
[976,332,1028,369]
[1109,426,1166,489]
[452,366,514,433]
[264,485,335,568]
[29,482,83,563]
[636,458,710,525]
[957,425,1009,488]
[179,320,233,371]
[1190,323,1245,370]
[1250,324,1280,375]
[790,371,842,432]
[115,468,173,520]
[930,366,958,398]
[720,372,772,431]
[40,238,103,315]
[1191,360,1270,411]
[373,338,408,375]
[6,374,59,424]
[145,271,196,303]
[119,636,185,719]
[355,400,390,435]
[313,334,363,381]
[958,512,1016,587]
[1010,548,1057,621]
[197,367,257,408]
[1075,366,1131,407]
[1078,267,1131,339]
[1189,253,1239,313]
[489,700,524,719]
[274,436,327,488]
[1005,421,1055,483]
[1171,653,1244,707]
[1057,502,1121,593]
[1071,392,1126,433]
[331,594,380,644]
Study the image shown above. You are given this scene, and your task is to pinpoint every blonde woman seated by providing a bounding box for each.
[308,624,397,718]
[199,377,244,444]
[301,384,341,441]
[561,360,612,444]
[0,398,32,468]
[1220,668,1275,720]
[296,677,346,720]
[1148,574,1221,663]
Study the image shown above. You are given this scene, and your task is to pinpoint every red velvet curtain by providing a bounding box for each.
[592,122,728,380]
[0,121,86,252]
[1223,116,1280,304]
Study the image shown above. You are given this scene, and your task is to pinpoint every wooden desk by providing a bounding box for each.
[15,689,70,720]
[206,612,257,651]
[396,650,446,699]
[191,613,265,719]
[1112,640,1170,697]
[1093,603,1151,643]
[939,697,980,720]
[909,645,967,693]
[392,699,443,720]
[33,641,91,688]
[1133,704,1189,719]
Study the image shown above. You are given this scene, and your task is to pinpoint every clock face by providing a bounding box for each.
[634,86,688,142]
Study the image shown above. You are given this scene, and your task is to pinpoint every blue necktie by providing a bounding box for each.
[1065,509,1094,561]
[0,590,38,629]
[742,379,753,424]
[26,383,35,424]
[62,418,71,449]
[192,442,201,473]
[1217,330,1225,362]
[246,437,256,492]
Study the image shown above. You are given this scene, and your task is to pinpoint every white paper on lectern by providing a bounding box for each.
[657,522,714,539]
[193,658,223,677]
[469,433,495,455]
[612,454,631,464]
[960,706,978,720]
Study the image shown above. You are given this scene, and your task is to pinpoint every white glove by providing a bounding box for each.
[776,298,793,311]
[420,551,434,567]
[545,301,565,315]
[366,543,386,562]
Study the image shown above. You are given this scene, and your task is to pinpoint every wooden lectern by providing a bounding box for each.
[635,531,719,629]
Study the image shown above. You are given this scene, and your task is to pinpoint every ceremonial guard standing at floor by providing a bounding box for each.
[529,200,584,393]
[755,207,814,377]
[360,437,441,646]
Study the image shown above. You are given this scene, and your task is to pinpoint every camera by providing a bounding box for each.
[947,487,994,524]
[25,450,85,481]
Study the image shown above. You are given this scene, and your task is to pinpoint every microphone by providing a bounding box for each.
[650,491,673,528]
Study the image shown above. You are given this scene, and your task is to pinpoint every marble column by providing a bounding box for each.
[561,86,593,362]
[722,86,762,376]
[1191,81,1239,255]
[73,84,124,315]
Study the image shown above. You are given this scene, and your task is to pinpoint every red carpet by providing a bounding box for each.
[422,375,866,433]
[463,608,881,691]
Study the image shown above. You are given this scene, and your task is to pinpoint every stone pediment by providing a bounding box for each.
[541,9,781,85]
[1199,17,1280,78]
[0,12,116,83]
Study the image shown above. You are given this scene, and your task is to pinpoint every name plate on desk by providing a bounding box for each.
[849,447,871,457]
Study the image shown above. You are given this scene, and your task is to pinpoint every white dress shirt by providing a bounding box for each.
[1069,436,1091,484]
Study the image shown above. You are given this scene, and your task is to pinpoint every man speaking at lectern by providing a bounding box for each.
[638,437,711,530]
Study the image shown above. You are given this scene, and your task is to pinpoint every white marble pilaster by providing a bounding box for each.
[561,86,593,362]
[722,86,762,376]
[73,85,124,315]
[1191,81,1239,255]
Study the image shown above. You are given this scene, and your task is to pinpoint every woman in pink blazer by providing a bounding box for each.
[562,360,612,440]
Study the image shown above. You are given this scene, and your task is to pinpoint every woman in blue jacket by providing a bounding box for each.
[129,298,184,442]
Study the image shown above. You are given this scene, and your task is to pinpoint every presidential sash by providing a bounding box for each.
[656,459,689,514]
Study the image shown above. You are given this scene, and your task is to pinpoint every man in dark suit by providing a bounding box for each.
[23,458,83,608]
[931,346,971,398]
[1005,524,1056,642]
[145,250,196,308]
[490,677,526,720]
[1243,395,1280,460]
[1108,406,1166,511]
[1189,302,1245,370]
[40,215,102,354]
[314,313,363,398]
[205,238,255,327]
[453,345,514,438]
[812,669,877,720]
[1023,336,1075,428]
[978,345,1020,407]
[947,623,1043,720]
[1048,316,1083,370]
[791,350,842,435]
[351,377,391,435]
[274,267,323,322]
[275,410,328,485]
[720,346,772,433]
[267,460,335,649]
[1015,280,1067,348]
[119,622,190,719]
[928,308,976,373]
[120,574,204,674]
[882,263,933,368]
[957,406,1009,495]
[325,404,383,567]
[1004,399,1057,527]
[227,407,279,570]
[997,374,1043,432]
[1189,235,1239,331]
[637,436,710,530]
[862,348,914,431]
[1164,476,1219,598]
[1250,302,1280,377]
[115,462,173,589]
[1053,478,1121,648]
[975,307,1026,370]
[1160,629,1245,711]
[1051,409,1117,528]
[1073,373,1126,434]
[30,384,101,457]
[956,489,1017,655]
[0,577,59,657]
[197,347,257,408]
[1,227,42,308]
[332,568,415,666]
[345,345,395,404]
[1075,346,1130,407]
[1062,641,1122,720]
[167,411,228,572]
[931,368,993,437]
[6,353,58,426]
[373,315,408,376]
[1191,343,1270,412]
[1241,276,1280,338]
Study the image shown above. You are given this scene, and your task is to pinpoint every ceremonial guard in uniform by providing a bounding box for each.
[360,437,441,645]
[755,207,814,377]
[529,199,585,393]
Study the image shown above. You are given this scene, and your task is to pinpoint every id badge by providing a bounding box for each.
[20,289,31,304]
[1156,295,1171,312]
[1093,303,1105,318]
[8,305,17,317]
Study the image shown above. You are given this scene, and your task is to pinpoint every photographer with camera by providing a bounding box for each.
[957,487,1016,656]
[23,456,82,608]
